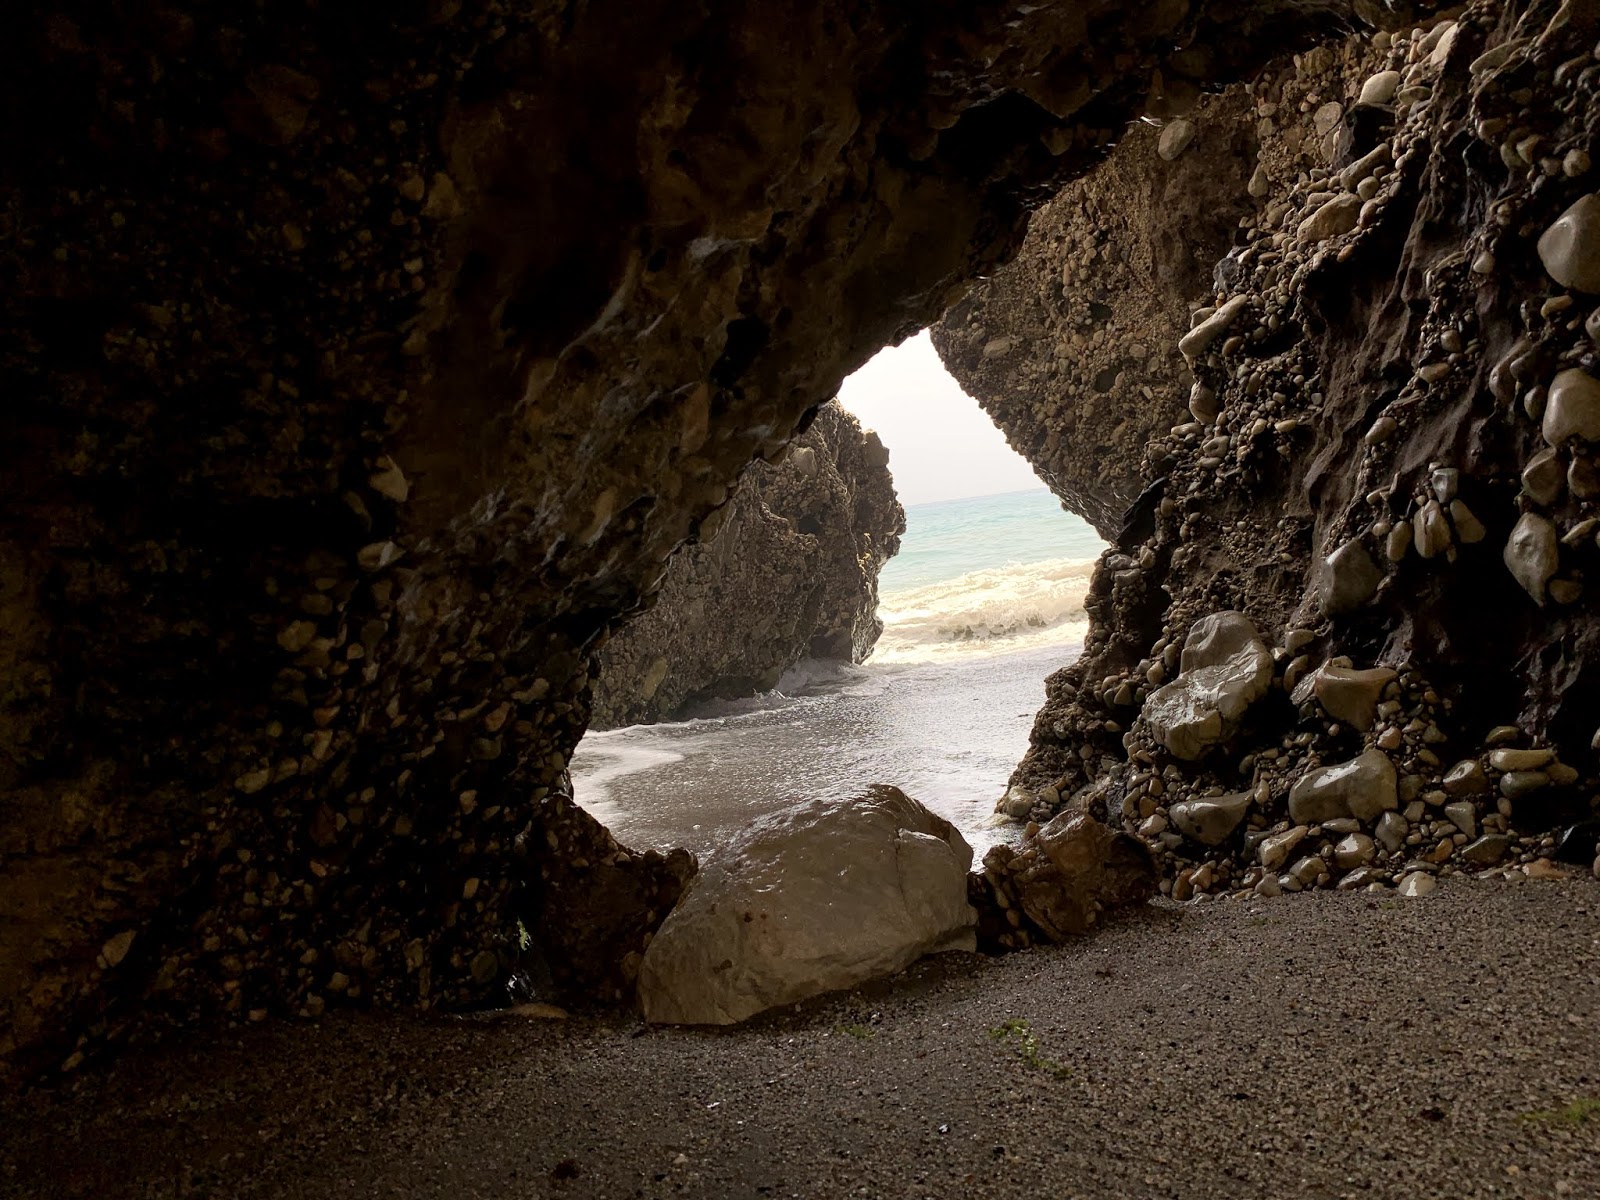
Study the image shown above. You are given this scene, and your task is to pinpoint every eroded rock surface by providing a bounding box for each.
[590,403,903,728]
[0,0,1382,1078]
[637,786,974,1025]
[994,1,1600,904]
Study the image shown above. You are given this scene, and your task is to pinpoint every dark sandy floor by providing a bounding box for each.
[6,878,1600,1200]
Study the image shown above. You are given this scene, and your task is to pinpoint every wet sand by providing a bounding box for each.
[7,879,1600,1200]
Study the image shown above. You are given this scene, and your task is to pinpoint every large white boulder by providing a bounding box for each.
[637,786,976,1025]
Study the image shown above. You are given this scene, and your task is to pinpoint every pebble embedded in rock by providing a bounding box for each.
[1542,369,1600,446]
[1310,664,1397,730]
[1375,810,1408,854]
[1143,611,1274,760]
[1449,500,1486,543]
[1333,833,1376,869]
[1504,512,1559,603]
[1522,449,1565,505]
[1536,193,1600,293]
[1157,118,1196,161]
[1296,194,1361,245]
[1321,539,1383,616]
[1489,747,1553,772]
[1462,834,1516,865]
[1443,801,1477,838]
[1258,826,1308,871]
[1178,295,1250,360]
[1413,500,1451,558]
[1358,70,1401,105]
[1288,748,1398,824]
[1168,792,1253,846]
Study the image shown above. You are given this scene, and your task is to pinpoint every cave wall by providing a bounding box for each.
[590,402,903,729]
[934,88,1260,539]
[977,0,1600,915]
[0,0,1406,1079]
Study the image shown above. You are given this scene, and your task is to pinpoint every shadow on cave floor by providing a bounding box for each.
[7,882,1599,1199]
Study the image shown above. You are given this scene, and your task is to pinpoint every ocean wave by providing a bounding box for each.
[870,556,1095,664]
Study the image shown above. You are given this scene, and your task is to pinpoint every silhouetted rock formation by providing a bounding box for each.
[591,403,902,728]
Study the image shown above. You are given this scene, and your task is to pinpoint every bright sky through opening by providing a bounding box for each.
[836,330,1046,506]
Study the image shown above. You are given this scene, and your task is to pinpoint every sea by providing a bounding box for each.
[571,487,1105,858]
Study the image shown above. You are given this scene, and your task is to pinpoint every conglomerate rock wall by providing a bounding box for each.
[590,403,903,728]
[934,88,1260,540]
[0,0,1385,1078]
[969,0,1600,946]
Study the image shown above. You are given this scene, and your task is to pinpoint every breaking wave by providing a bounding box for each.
[870,555,1096,664]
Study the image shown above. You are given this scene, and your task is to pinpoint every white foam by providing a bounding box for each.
[568,732,685,822]
[869,556,1095,664]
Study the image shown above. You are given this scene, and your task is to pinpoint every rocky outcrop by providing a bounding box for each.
[932,87,1261,539]
[637,786,975,1025]
[590,403,902,728]
[1,0,1388,1078]
[991,2,1600,902]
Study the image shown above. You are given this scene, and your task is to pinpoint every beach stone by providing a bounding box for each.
[1504,512,1560,603]
[1444,801,1477,838]
[1489,747,1553,772]
[1288,749,1398,824]
[1414,500,1452,558]
[1450,501,1487,544]
[1537,193,1600,293]
[1462,834,1516,865]
[1444,759,1490,796]
[1320,539,1383,616]
[638,787,975,1025]
[1397,872,1437,899]
[1179,295,1249,360]
[1358,70,1401,105]
[1157,118,1196,161]
[1143,611,1273,760]
[1169,792,1253,846]
[1375,810,1408,853]
[1543,369,1600,446]
[1500,770,1549,799]
[1002,811,1158,942]
[1296,194,1361,245]
[1311,664,1396,730]
[1259,826,1308,871]
[1333,833,1377,870]
[1522,449,1565,505]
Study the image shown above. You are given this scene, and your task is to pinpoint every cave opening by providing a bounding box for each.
[570,329,1105,862]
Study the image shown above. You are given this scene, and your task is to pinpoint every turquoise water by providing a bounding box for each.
[574,485,1107,853]
[881,488,1106,592]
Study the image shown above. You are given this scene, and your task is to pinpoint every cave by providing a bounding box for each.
[6,0,1600,1193]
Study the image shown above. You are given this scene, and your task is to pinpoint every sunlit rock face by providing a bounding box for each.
[0,0,1373,1076]
[992,1,1600,901]
[590,403,903,728]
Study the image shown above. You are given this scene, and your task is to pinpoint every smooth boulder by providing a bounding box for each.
[637,786,975,1025]
[1144,611,1274,759]
[1287,748,1398,824]
[1169,792,1253,846]
[1537,193,1600,293]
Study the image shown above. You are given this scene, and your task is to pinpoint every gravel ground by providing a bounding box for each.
[6,878,1600,1200]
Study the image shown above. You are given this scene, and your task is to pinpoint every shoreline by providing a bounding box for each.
[9,878,1599,1199]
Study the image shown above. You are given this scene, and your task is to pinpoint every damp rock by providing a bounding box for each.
[1504,512,1559,603]
[1168,792,1253,846]
[1143,611,1274,760]
[1310,664,1397,731]
[1288,748,1398,825]
[1320,539,1383,616]
[1157,118,1197,161]
[1542,369,1600,446]
[1357,70,1401,105]
[1537,193,1600,293]
[1296,194,1361,245]
[1178,295,1250,361]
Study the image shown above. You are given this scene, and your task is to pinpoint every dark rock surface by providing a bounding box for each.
[0,0,1382,1077]
[590,403,902,728]
[988,3,1600,903]
[934,88,1260,540]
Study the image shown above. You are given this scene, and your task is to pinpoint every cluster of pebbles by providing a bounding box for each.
[993,1,1600,922]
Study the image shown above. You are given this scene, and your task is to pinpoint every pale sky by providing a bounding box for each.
[836,330,1045,506]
